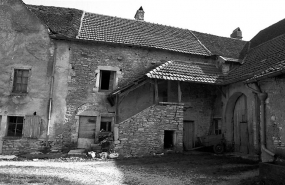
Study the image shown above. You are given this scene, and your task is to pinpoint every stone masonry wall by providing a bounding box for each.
[58,40,215,147]
[1,138,47,155]
[260,76,285,157]
[115,103,184,157]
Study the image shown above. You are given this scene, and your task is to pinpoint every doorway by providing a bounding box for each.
[77,116,97,148]
[183,120,195,150]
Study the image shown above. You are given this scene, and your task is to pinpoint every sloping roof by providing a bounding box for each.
[26,5,83,38]
[77,12,211,56]
[250,18,285,49]
[147,61,224,84]
[192,31,247,60]
[225,34,285,84]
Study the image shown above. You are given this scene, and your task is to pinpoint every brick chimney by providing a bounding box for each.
[134,6,144,21]
[230,27,242,39]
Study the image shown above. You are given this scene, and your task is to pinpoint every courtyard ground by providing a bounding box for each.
[0,152,260,185]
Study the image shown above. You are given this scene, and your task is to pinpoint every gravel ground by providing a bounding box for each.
[0,152,260,185]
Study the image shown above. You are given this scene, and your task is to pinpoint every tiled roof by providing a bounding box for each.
[192,31,248,59]
[77,12,212,56]
[250,18,285,49]
[26,5,83,38]
[146,61,224,84]
[225,34,285,84]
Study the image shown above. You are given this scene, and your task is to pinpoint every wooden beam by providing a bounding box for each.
[154,79,159,104]
[178,81,182,103]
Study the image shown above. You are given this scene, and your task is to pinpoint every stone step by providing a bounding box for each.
[68,149,86,155]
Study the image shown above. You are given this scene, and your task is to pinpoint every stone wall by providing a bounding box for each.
[1,138,46,155]
[57,40,215,147]
[260,76,285,157]
[115,103,184,157]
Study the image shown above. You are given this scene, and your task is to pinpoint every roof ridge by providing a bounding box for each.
[249,33,285,50]
[173,60,217,66]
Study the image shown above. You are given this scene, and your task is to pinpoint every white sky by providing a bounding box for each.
[23,0,285,41]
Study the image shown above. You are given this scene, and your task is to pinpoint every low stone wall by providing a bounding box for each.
[115,103,184,157]
[1,138,47,155]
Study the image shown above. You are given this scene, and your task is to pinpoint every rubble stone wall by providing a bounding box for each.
[115,103,184,157]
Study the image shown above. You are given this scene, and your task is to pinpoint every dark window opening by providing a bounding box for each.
[7,116,24,137]
[99,70,115,91]
[164,130,175,149]
[13,69,29,93]
[100,117,112,132]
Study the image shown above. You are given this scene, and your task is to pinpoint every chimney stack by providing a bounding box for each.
[134,6,144,21]
[230,27,242,39]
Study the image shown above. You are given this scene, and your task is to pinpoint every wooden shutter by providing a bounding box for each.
[23,115,41,138]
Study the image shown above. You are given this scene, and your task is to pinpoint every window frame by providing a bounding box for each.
[94,66,121,93]
[99,70,116,92]
[6,116,24,137]
[11,68,31,95]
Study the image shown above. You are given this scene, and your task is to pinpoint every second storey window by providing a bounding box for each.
[12,69,29,93]
[99,70,115,91]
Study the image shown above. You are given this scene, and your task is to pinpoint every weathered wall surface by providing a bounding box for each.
[0,0,53,153]
[115,103,184,157]
[58,40,216,147]
[259,77,285,157]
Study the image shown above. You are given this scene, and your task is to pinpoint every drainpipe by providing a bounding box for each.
[46,42,56,146]
[246,83,275,159]
[258,93,275,157]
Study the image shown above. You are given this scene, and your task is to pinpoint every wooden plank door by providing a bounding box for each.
[183,121,195,151]
[77,116,97,148]
[240,122,249,153]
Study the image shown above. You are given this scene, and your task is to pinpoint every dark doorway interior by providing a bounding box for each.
[164,130,175,149]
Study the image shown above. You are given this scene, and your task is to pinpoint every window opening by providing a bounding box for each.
[13,69,29,93]
[7,116,24,137]
[164,130,175,149]
[99,70,115,91]
[100,117,112,132]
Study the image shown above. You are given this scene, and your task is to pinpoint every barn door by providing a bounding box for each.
[183,121,195,150]
[77,116,97,148]
[240,122,249,153]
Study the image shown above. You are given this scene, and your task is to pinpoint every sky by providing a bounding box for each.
[23,0,285,41]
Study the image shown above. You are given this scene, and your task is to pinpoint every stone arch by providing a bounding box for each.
[224,92,247,147]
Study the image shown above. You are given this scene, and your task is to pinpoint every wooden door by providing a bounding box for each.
[77,116,97,148]
[240,122,249,153]
[233,94,249,153]
[183,121,195,150]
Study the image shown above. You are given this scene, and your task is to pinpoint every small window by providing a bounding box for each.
[100,117,112,132]
[7,116,24,137]
[99,70,115,91]
[12,69,29,93]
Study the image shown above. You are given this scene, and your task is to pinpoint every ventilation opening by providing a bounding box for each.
[164,130,175,149]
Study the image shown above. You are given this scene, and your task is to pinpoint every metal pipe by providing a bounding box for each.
[46,42,57,146]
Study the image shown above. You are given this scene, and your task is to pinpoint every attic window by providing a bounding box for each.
[99,70,115,91]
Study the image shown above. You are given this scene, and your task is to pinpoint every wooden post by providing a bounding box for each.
[154,79,159,104]
[178,81,182,103]
[114,93,120,142]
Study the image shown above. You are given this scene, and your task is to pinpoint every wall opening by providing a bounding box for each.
[164,130,175,149]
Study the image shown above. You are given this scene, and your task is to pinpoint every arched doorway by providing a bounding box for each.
[225,92,249,154]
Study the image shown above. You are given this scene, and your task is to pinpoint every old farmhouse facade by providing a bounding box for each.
[0,0,285,162]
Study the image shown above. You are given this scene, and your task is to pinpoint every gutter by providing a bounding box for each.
[245,83,275,158]
[46,42,57,146]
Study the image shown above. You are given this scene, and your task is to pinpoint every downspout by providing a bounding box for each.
[246,83,275,158]
[46,42,57,146]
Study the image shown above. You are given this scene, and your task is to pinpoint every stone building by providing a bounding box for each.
[0,0,284,162]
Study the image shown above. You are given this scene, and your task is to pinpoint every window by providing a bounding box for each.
[100,117,112,132]
[99,70,115,91]
[7,116,24,137]
[12,69,29,93]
